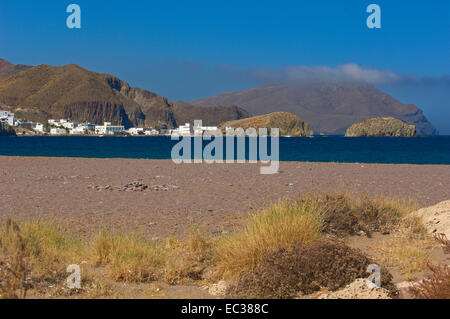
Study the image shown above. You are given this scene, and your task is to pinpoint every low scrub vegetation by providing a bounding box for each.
[409,234,450,299]
[93,230,165,283]
[408,264,450,299]
[226,241,396,299]
[317,193,418,236]
[0,192,426,299]
[214,199,322,277]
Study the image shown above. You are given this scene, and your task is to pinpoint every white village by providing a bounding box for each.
[1,110,220,137]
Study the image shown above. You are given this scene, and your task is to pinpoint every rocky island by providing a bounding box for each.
[345,117,417,137]
[220,112,312,137]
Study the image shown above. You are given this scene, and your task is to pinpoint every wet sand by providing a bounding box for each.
[1,156,449,237]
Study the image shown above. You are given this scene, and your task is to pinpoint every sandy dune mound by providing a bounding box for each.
[319,279,392,299]
[412,200,450,238]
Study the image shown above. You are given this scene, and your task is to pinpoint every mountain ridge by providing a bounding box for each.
[192,83,438,135]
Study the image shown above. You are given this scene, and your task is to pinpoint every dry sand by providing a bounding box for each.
[1,156,450,238]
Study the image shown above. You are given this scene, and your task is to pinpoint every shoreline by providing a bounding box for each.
[2,155,450,167]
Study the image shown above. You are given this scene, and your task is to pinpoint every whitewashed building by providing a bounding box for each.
[34,123,45,133]
[173,123,194,136]
[127,128,145,135]
[193,121,220,136]
[61,121,76,129]
[70,126,87,135]
[50,128,67,135]
[48,119,61,127]
[0,111,15,126]
[78,123,96,133]
[144,129,159,136]
[95,122,125,135]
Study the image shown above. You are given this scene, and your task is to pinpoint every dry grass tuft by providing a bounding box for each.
[92,230,165,283]
[214,199,323,278]
[0,218,86,297]
[0,219,28,299]
[369,205,431,279]
[371,236,432,279]
[317,192,418,237]
[164,227,213,284]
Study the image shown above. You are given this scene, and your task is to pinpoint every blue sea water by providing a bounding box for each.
[0,136,450,165]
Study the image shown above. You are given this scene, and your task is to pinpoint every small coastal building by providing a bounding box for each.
[0,111,15,126]
[173,123,194,136]
[61,121,76,129]
[34,123,45,133]
[48,119,61,127]
[79,123,96,133]
[70,126,87,135]
[193,121,220,136]
[95,122,125,135]
[127,128,145,135]
[50,128,67,135]
[15,120,33,129]
[144,129,159,136]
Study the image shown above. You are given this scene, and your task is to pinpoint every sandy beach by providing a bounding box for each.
[1,156,449,237]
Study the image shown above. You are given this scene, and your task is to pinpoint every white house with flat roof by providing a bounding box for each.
[48,119,61,127]
[193,120,220,136]
[127,128,145,135]
[70,126,88,135]
[50,128,67,135]
[144,129,159,136]
[61,121,76,129]
[34,123,45,133]
[95,122,125,135]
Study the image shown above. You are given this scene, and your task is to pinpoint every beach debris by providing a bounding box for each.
[121,181,148,192]
[151,184,180,192]
[87,180,180,192]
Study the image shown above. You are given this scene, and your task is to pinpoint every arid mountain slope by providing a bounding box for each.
[0,59,31,79]
[192,83,438,135]
[173,103,249,127]
[0,60,248,129]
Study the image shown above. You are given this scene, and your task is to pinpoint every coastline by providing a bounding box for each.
[1,156,449,238]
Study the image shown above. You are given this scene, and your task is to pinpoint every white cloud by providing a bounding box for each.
[223,63,402,84]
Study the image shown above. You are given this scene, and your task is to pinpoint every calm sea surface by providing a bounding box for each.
[1,136,450,165]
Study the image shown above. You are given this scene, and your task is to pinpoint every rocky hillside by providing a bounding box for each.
[0,59,31,79]
[220,112,312,137]
[345,117,417,137]
[0,60,248,129]
[192,83,438,136]
[0,122,16,136]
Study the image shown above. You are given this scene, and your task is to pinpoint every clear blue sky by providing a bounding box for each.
[1,1,449,132]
